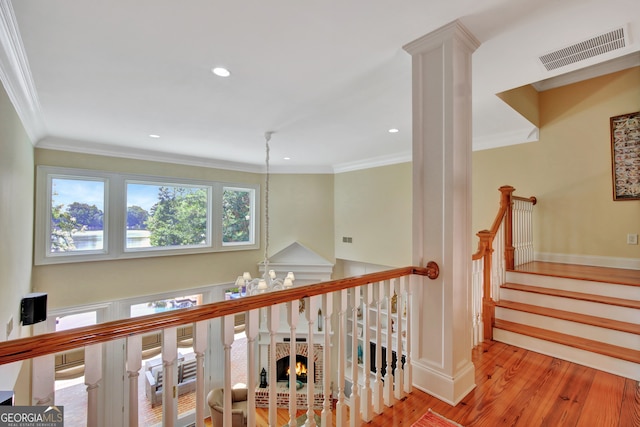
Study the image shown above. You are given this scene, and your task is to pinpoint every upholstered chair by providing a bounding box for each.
[207,387,248,427]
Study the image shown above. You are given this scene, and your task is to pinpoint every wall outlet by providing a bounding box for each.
[342,236,353,243]
[6,316,13,339]
[627,233,638,245]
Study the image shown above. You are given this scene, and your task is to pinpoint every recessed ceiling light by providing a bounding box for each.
[149,134,160,138]
[212,67,230,77]
[388,128,399,133]
[283,157,291,160]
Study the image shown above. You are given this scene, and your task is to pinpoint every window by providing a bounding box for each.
[126,181,211,251]
[35,166,259,264]
[49,176,107,254]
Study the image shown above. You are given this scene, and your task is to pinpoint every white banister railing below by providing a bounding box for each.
[1,266,437,427]
[512,197,537,266]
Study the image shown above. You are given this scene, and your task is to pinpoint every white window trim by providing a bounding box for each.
[35,166,260,265]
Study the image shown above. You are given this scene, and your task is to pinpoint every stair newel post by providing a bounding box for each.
[361,284,374,422]
[500,185,516,270]
[267,305,280,427]
[84,343,102,427]
[335,288,349,427]
[193,320,208,427]
[222,315,235,427]
[245,309,259,427]
[126,334,142,427]
[162,326,178,427]
[321,292,334,427]
[477,230,495,341]
[349,287,361,427]
[305,295,320,427]
[287,299,299,427]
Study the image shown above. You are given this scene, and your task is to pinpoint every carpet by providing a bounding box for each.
[281,412,322,427]
[411,409,463,427]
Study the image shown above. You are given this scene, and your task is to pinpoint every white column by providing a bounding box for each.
[162,327,178,427]
[126,335,142,427]
[193,321,208,427]
[287,299,299,427]
[31,354,55,406]
[321,293,333,427]
[403,20,479,405]
[245,309,259,427]
[84,343,102,427]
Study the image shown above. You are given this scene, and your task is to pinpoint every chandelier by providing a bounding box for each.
[235,132,295,295]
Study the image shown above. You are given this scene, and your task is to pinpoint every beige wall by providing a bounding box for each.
[33,149,335,308]
[473,67,640,260]
[0,83,34,398]
[334,162,412,267]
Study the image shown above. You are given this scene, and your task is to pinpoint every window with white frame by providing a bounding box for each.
[35,166,259,264]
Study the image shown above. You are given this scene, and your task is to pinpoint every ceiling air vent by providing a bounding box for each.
[539,27,627,71]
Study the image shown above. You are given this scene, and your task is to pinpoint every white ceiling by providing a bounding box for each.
[2,0,639,173]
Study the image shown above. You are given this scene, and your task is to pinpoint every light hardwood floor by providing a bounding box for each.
[207,340,638,426]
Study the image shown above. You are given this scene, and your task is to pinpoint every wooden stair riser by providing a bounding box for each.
[495,306,640,350]
[505,271,640,300]
[498,288,639,323]
[493,328,640,381]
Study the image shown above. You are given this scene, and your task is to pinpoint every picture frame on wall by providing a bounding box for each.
[610,111,640,200]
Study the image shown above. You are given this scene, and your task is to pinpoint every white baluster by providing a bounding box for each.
[32,354,54,406]
[383,280,395,407]
[193,321,208,427]
[372,282,384,414]
[321,292,333,427]
[126,335,142,427]
[305,295,320,427]
[267,305,280,427]
[161,327,179,427]
[394,278,405,400]
[350,288,361,427]
[287,299,300,427]
[84,343,102,427]
[245,309,259,427]
[404,276,413,394]
[222,315,235,427]
[335,288,348,426]
[360,284,373,421]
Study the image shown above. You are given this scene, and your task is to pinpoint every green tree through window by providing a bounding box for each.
[146,186,208,247]
[222,188,252,243]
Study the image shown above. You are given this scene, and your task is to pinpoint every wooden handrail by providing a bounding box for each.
[0,265,436,366]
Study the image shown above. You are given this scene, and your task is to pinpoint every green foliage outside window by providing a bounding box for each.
[222,188,252,243]
[146,186,208,247]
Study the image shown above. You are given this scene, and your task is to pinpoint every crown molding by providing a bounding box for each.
[0,0,45,144]
[472,126,539,151]
[36,136,336,174]
[333,151,412,173]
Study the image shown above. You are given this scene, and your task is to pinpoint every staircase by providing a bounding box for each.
[492,262,640,381]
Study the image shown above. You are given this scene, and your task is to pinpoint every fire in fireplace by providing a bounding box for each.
[276,355,313,383]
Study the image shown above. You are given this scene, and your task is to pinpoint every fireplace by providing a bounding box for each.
[276,354,314,383]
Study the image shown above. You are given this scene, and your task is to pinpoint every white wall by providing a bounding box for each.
[0,82,34,402]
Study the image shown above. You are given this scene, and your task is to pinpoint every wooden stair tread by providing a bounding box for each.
[494,319,640,364]
[502,282,640,309]
[496,300,640,335]
[511,261,640,287]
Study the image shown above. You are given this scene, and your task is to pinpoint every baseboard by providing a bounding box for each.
[535,252,640,270]
[411,360,476,406]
